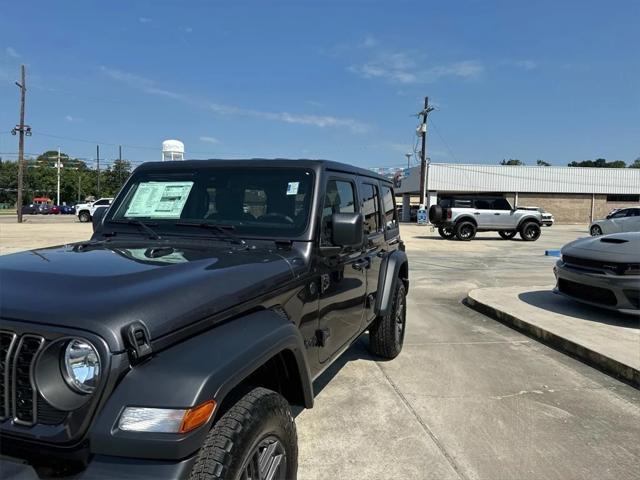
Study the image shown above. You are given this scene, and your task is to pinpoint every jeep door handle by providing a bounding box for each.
[494,213,501,215]
[352,258,371,271]
[473,212,480,215]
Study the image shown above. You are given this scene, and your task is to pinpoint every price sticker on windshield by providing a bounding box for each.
[125,181,194,218]
[286,182,299,195]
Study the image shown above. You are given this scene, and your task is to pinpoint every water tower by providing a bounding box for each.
[162,139,185,161]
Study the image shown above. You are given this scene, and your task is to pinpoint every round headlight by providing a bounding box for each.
[63,339,101,394]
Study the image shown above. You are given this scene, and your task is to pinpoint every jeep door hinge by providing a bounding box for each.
[124,321,153,363]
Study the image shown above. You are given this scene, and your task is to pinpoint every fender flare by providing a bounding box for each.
[374,250,409,317]
[517,216,542,229]
[454,215,477,227]
[90,309,313,460]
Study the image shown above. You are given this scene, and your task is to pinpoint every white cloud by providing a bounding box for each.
[514,59,538,70]
[184,27,193,33]
[349,51,483,84]
[101,66,369,133]
[64,115,84,123]
[199,136,220,144]
[139,17,152,24]
[65,115,74,122]
[6,46,20,58]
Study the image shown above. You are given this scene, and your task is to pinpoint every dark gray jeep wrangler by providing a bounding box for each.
[0,159,409,479]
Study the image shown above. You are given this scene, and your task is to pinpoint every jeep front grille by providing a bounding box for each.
[0,330,66,427]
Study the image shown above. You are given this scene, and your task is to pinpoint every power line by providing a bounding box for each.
[429,119,459,164]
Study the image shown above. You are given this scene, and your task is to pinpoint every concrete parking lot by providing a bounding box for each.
[1,218,639,479]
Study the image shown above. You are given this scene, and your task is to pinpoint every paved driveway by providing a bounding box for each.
[297,225,640,480]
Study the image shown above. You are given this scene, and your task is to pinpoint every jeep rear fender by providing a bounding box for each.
[90,309,312,460]
[375,250,409,317]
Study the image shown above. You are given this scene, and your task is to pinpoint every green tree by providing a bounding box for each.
[102,159,132,196]
[500,159,524,166]
[536,159,551,166]
[568,158,627,168]
[630,157,640,168]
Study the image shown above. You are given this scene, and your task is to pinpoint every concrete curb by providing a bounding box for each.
[466,292,639,388]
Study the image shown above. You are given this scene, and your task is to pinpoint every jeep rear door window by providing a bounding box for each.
[111,167,314,238]
[360,183,381,235]
[381,185,398,230]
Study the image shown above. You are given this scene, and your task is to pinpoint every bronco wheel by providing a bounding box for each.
[189,388,297,480]
[498,230,517,240]
[437,226,455,239]
[590,225,602,236]
[368,281,407,359]
[455,221,476,241]
[78,211,91,223]
[519,222,541,241]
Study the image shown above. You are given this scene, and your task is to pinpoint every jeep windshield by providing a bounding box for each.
[109,166,314,238]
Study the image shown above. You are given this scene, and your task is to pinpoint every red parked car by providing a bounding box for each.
[50,205,60,214]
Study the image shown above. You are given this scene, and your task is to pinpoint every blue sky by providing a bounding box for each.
[0,0,638,169]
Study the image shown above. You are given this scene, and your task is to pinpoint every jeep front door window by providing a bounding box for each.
[318,177,366,363]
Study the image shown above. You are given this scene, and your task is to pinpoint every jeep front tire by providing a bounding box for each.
[190,387,297,480]
[519,222,541,241]
[455,221,477,241]
[368,281,407,359]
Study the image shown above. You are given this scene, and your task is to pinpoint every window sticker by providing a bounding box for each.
[125,181,194,218]
[286,182,299,195]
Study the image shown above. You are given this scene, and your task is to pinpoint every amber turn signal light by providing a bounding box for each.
[179,400,216,433]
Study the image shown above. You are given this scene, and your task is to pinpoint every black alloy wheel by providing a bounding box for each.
[498,230,517,240]
[437,226,455,239]
[590,225,603,236]
[455,221,477,241]
[520,222,541,241]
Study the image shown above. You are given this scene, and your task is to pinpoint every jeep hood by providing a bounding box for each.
[0,241,297,352]
[561,232,640,263]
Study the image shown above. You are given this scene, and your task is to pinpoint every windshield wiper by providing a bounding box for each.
[175,221,246,246]
[108,219,161,240]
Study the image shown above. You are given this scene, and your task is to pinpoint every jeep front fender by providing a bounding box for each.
[375,250,409,317]
[90,309,312,460]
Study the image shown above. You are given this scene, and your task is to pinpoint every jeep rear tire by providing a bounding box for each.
[190,387,297,480]
[78,211,91,223]
[455,221,476,241]
[368,281,406,359]
[498,230,517,240]
[590,225,602,236]
[519,222,541,241]
[437,226,455,239]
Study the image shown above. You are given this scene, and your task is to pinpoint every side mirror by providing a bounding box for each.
[92,206,108,232]
[332,212,364,248]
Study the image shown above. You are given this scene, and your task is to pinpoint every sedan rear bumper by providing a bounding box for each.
[554,261,640,316]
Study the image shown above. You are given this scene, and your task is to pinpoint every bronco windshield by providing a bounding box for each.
[110,166,314,238]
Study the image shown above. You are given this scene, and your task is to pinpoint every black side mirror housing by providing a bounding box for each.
[331,212,364,248]
[92,206,108,232]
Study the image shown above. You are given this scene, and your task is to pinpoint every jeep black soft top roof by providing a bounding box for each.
[135,159,392,184]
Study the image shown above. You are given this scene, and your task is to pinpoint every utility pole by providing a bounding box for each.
[405,153,412,170]
[56,148,62,205]
[418,96,434,209]
[96,145,100,197]
[12,65,31,223]
[119,145,123,185]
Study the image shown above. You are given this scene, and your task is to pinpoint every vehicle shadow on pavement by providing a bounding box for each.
[291,336,377,417]
[413,236,525,241]
[518,290,639,328]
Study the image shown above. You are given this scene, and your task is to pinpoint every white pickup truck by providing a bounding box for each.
[76,197,113,223]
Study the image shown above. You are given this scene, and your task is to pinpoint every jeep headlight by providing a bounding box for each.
[63,339,101,394]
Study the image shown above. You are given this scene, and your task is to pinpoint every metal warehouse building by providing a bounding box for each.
[395,164,640,224]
